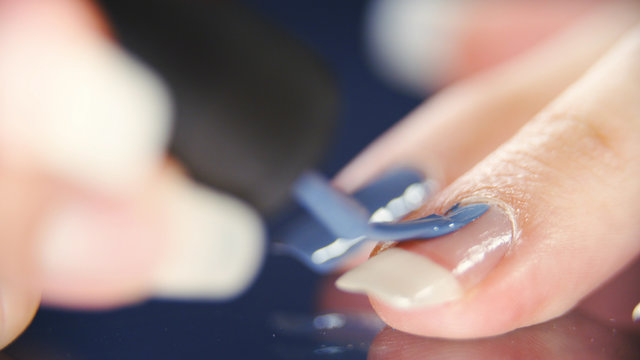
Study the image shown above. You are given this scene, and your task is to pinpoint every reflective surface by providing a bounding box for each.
[368,312,640,360]
[5,260,640,359]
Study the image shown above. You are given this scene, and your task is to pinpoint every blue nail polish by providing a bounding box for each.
[367,203,489,241]
[446,202,490,224]
[275,169,427,273]
[354,168,424,213]
[274,170,489,273]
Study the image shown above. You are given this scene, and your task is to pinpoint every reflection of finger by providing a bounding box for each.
[368,311,640,360]
[0,0,266,311]
[37,164,265,309]
[337,25,640,338]
[0,0,109,347]
[336,1,639,193]
[578,256,640,329]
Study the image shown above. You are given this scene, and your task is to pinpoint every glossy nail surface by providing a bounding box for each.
[0,20,171,194]
[336,205,513,309]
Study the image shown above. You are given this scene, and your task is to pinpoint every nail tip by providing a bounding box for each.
[152,181,266,300]
[38,42,172,194]
[335,248,463,309]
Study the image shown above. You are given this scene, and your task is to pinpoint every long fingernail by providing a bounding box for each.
[38,42,172,194]
[152,180,265,300]
[0,20,172,194]
[336,204,514,309]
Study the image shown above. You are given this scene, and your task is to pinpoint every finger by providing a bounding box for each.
[36,163,265,309]
[0,0,266,310]
[0,0,172,195]
[0,0,164,309]
[336,24,640,338]
[335,1,640,193]
[0,171,42,350]
[0,0,108,348]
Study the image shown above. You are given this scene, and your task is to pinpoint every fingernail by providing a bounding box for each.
[0,20,172,194]
[37,178,266,305]
[633,302,640,322]
[152,180,265,299]
[336,204,513,309]
[36,42,172,194]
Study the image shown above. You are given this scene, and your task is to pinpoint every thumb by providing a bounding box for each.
[336,24,640,338]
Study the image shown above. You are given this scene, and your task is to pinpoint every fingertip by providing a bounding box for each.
[337,204,526,338]
[36,193,164,309]
[0,283,40,350]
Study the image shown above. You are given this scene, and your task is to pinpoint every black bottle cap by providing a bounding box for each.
[95,0,339,213]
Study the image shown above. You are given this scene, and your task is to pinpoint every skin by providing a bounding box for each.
[0,0,186,348]
[0,0,639,350]
[335,5,640,339]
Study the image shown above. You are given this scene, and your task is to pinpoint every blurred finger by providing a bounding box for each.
[336,0,640,193]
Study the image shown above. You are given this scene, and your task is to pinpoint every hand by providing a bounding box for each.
[334,2,640,338]
[0,0,264,349]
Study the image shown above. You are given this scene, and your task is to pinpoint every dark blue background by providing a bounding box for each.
[4,1,421,359]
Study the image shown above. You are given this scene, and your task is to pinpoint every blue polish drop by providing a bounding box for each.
[366,202,489,241]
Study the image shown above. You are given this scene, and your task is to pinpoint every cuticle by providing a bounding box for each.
[457,196,519,253]
[369,240,398,258]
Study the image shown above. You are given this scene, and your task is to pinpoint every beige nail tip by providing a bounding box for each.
[336,248,463,309]
[633,302,640,322]
[152,181,265,300]
[10,38,173,195]
[43,42,172,194]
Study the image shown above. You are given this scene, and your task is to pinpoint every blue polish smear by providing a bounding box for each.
[368,202,489,240]
[275,170,489,273]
